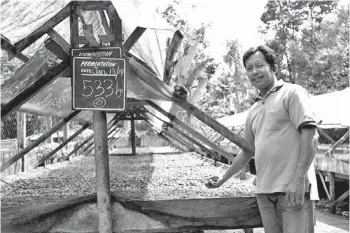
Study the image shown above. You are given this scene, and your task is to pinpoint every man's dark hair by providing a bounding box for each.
[242,45,277,72]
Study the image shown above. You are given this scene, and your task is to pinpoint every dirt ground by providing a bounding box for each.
[205,207,349,233]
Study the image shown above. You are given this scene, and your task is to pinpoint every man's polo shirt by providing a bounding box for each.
[243,80,319,199]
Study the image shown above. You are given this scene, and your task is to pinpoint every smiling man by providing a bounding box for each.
[206,45,319,233]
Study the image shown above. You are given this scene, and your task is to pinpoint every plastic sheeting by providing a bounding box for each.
[217,87,350,129]
[1,0,176,123]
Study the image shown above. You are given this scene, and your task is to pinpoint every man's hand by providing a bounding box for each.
[285,176,306,206]
[205,176,224,188]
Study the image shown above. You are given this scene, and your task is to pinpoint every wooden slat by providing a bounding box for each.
[328,172,335,201]
[76,1,111,11]
[1,35,30,62]
[14,3,70,53]
[98,10,111,35]
[1,57,70,119]
[0,111,80,172]
[122,27,146,53]
[34,123,91,167]
[163,30,183,85]
[331,190,349,214]
[47,29,70,54]
[317,171,331,200]
[1,194,262,232]
[143,110,220,159]
[142,118,193,152]
[108,4,122,47]
[145,101,235,161]
[317,128,336,144]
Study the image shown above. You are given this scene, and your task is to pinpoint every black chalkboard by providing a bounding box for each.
[71,47,126,111]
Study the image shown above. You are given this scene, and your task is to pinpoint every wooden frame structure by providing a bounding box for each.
[1,1,260,232]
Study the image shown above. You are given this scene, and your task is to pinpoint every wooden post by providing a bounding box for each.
[63,123,69,149]
[93,112,112,233]
[328,172,335,201]
[16,112,26,172]
[46,117,52,143]
[130,114,136,154]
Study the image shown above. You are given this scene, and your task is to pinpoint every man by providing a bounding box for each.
[206,45,319,233]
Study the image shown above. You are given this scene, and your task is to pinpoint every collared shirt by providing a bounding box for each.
[243,80,319,200]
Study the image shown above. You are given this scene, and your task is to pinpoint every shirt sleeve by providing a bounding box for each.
[243,112,255,147]
[287,86,317,132]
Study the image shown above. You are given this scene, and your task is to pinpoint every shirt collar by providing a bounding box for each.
[254,79,284,102]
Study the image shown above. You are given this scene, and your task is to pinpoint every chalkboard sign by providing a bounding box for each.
[71,47,126,111]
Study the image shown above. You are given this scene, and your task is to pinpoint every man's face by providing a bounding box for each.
[245,51,275,92]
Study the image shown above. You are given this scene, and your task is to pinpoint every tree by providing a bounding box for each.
[259,0,338,88]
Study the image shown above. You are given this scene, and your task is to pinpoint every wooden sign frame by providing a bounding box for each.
[71,47,126,111]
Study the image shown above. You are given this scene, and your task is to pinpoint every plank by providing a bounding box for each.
[1,35,30,62]
[1,57,70,118]
[0,111,80,172]
[1,195,262,232]
[14,2,70,53]
[98,10,111,35]
[145,101,235,161]
[123,27,146,52]
[331,190,349,214]
[131,114,136,154]
[317,171,331,200]
[163,30,183,84]
[328,172,335,201]
[34,123,91,167]
[143,111,219,159]
[76,1,111,11]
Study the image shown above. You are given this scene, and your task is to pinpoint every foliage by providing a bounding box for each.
[259,1,349,94]
[199,40,257,118]
[34,142,67,165]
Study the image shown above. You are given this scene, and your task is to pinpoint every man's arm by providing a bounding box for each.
[207,149,254,188]
[285,126,316,205]
[296,127,317,178]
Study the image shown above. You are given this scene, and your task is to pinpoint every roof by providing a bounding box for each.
[1,0,176,123]
[217,87,350,129]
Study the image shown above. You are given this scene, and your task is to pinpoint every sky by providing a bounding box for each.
[145,0,269,60]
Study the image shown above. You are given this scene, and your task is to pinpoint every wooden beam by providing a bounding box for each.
[328,172,335,201]
[47,29,70,54]
[1,57,69,118]
[317,171,331,200]
[76,1,112,11]
[143,110,220,159]
[108,4,122,47]
[1,194,262,232]
[142,118,193,152]
[163,30,183,85]
[125,54,254,154]
[145,102,235,161]
[1,35,30,62]
[98,10,111,35]
[0,111,80,172]
[331,190,349,214]
[143,115,212,157]
[122,27,146,52]
[130,114,136,154]
[14,3,70,53]
[317,128,336,144]
[34,123,91,168]
[327,129,349,157]
[62,134,94,161]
